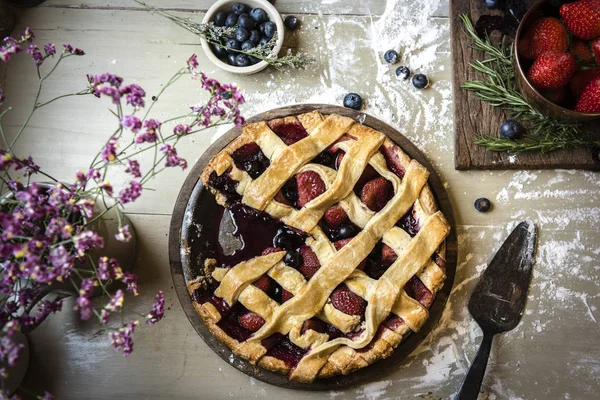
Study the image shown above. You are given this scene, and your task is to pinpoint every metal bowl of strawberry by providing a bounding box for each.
[514,0,600,121]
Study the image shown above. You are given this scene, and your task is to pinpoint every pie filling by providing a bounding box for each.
[192,112,450,381]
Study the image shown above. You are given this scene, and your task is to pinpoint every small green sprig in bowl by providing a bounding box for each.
[137,0,315,73]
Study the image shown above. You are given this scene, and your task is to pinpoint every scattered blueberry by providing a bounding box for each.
[225,38,242,55]
[249,29,261,43]
[235,54,251,67]
[412,73,429,89]
[212,44,228,59]
[484,0,502,9]
[343,93,363,110]
[384,49,399,64]
[241,40,256,51]
[337,224,356,240]
[474,198,492,212]
[238,13,255,30]
[258,37,271,47]
[500,119,525,140]
[234,27,250,42]
[243,159,262,178]
[225,13,238,27]
[227,53,237,66]
[284,251,303,268]
[395,66,410,80]
[250,7,268,24]
[214,11,227,27]
[263,21,277,39]
[232,2,249,15]
[284,15,300,31]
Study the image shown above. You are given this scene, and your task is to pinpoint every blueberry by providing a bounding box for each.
[241,40,256,51]
[284,15,300,31]
[214,11,227,27]
[284,251,303,268]
[282,179,298,205]
[474,198,492,212]
[234,27,250,42]
[258,37,271,48]
[212,44,229,59]
[395,66,410,80]
[384,49,399,64]
[337,224,356,240]
[243,159,261,178]
[225,13,238,27]
[412,73,429,89]
[484,0,502,9]
[227,54,237,66]
[500,119,525,140]
[274,231,293,250]
[250,8,268,24]
[238,13,255,30]
[327,230,339,242]
[225,39,242,56]
[235,54,251,67]
[219,90,232,99]
[249,56,261,65]
[263,21,277,39]
[249,29,261,43]
[232,2,249,15]
[343,93,363,110]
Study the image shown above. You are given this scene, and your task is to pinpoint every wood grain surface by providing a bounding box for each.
[169,104,458,390]
[450,0,600,170]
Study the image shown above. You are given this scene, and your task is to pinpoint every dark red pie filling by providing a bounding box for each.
[397,205,420,237]
[264,335,308,369]
[380,145,406,179]
[267,120,308,145]
[231,142,270,179]
[216,303,255,342]
[207,171,241,202]
[404,276,433,308]
[432,253,447,270]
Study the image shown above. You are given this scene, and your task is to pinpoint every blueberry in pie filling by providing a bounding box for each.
[189,110,450,382]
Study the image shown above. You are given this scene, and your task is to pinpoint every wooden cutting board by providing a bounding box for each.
[450,0,600,171]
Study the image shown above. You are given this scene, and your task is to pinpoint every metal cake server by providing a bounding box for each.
[457,221,537,400]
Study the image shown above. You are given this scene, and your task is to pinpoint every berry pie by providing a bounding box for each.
[188,110,451,382]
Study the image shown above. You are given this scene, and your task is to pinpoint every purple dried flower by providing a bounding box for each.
[41,392,55,400]
[134,119,161,144]
[0,321,24,367]
[115,224,132,242]
[173,123,191,136]
[146,290,165,325]
[79,278,97,297]
[44,43,56,56]
[110,320,138,357]
[101,136,118,162]
[120,115,142,133]
[119,181,142,204]
[0,36,22,63]
[199,72,222,92]
[73,230,104,257]
[20,27,34,43]
[97,257,122,280]
[125,159,141,178]
[26,44,43,67]
[120,84,146,108]
[99,181,113,196]
[63,44,73,53]
[160,144,187,170]
[101,289,124,324]
[74,295,93,320]
[122,272,139,296]
[0,87,4,105]
[63,44,85,55]
[88,73,123,103]
[75,198,95,219]
[187,54,199,72]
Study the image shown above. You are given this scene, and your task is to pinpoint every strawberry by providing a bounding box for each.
[298,246,320,279]
[296,171,326,208]
[593,38,600,63]
[333,238,366,270]
[238,311,265,332]
[360,177,393,212]
[381,244,397,266]
[261,247,283,256]
[569,67,600,99]
[323,205,348,228]
[518,17,569,60]
[281,289,294,303]
[405,276,433,308]
[301,318,327,334]
[527,52,576,90]
[267,120,308,145]
[560,0,600,40]
[253,276,272,293]
[575,75,600,112]
[336,151,379,191]
[330,284,366,316]
[571,38,595,62]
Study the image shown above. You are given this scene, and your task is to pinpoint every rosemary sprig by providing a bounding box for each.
[136,0,315,71]
[460,14,600,153]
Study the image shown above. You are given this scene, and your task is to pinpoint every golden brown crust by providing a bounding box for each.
[191,111,450,383]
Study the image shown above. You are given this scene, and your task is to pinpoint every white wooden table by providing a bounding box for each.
[3,0,599,398]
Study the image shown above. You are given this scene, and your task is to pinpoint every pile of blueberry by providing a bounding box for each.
[211,2,299,68]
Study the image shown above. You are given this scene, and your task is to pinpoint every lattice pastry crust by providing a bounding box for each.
[189,111,450,382]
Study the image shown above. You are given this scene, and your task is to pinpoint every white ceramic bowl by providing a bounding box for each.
[201,0,284,75]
